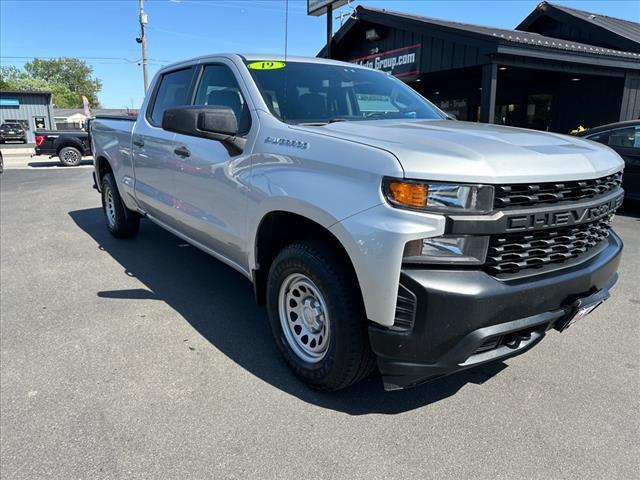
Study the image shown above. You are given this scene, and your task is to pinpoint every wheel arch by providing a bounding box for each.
[251,209,363,309]
[95,155,113,186]
[56,141,83,157]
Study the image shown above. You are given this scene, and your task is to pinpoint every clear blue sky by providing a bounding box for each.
[1,0,638,107]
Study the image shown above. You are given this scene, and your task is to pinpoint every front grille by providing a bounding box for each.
[485,218,612,275]
[494,172,622,209]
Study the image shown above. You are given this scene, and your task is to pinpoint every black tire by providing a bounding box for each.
[58,146,82,166]
[101,173,140,238]
[266,241,376,391]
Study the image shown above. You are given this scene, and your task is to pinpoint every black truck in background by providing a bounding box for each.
[33,126,92,166]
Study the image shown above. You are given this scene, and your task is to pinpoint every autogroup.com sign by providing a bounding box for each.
[350,44,421,78]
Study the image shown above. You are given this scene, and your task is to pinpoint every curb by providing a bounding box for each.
[0,148,35,156]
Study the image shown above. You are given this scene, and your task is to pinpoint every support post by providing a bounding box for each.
[326,4,333,59]
[480,63,497,124]
[619,72,640,121]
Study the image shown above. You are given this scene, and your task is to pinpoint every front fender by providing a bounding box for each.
[330,204,446,327]
[247,197,346,272]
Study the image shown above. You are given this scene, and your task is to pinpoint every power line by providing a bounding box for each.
[0,56,173,65]
[146,26,243,46]
[168,0,306,13]
[1,56,140,63]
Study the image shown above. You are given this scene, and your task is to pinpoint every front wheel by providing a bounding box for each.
[58,146,82,166]
[101,173,140,238]
[266,241,376,391]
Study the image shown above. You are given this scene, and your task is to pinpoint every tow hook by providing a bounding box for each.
[503,331,532,349]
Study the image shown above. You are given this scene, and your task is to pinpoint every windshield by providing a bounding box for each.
[244,60,445,125]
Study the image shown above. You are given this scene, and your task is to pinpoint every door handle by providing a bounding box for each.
[133,138,144,148]
[174,146,191,158]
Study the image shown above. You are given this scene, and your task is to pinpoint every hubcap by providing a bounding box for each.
[104,187,116,228]
[278,273,330,363]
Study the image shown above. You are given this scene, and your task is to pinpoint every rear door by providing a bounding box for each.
[170,61,255,268]
[132,66,196,225]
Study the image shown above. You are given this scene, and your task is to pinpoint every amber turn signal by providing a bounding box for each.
[387,181,428,208]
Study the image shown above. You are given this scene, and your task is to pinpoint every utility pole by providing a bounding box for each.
[137,0,149,92]
[326,3,333,59]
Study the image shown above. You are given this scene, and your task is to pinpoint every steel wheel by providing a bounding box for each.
[278,272,330,363]
[104,186,116,228]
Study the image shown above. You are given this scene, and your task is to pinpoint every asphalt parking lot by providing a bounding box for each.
[1,166,639,479]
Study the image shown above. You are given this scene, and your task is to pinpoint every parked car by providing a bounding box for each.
[33,129,92,166]
[0,123,27,143]
[91,54,624,391]
[578,120,640,202]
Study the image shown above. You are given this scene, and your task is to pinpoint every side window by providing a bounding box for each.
[586,132,609,145]
[607,126,637,149]
[194,65,251,135]
[149,68,194,126]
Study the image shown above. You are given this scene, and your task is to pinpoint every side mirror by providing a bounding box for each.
[163,105,238,141]
[163,105,245,155]
[444,111,458,120]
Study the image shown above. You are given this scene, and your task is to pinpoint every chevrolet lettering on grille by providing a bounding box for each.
[505,194,623,232]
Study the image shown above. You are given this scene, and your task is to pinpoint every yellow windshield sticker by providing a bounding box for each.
[247,61,286,70]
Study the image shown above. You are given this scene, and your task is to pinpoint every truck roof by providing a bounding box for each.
[160,53,366,71]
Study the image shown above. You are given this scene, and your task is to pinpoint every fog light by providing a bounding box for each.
[403,235,489,265]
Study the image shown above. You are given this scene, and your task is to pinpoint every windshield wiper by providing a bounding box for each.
[297,118,348,126]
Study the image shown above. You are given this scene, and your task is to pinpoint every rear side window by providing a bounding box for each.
[149,68,194,126]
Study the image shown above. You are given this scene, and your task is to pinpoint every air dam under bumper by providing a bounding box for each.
[370,232,622,391]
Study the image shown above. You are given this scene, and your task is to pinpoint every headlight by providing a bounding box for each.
[403,235,489,265]
[382,178,494,213]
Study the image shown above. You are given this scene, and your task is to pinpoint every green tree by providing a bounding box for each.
[0,66,81,108]
[24,58,101,107]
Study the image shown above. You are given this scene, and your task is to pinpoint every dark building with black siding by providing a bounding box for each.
[320,2,640,133]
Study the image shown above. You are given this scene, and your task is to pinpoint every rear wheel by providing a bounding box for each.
[101,173,140,238]
[266,241,376,391]
[58,146,82,166]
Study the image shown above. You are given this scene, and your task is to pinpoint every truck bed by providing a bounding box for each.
[91,117,136,154]
[90,116,138,200]
[33,129,91,157]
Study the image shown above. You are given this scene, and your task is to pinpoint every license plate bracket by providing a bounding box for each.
[556,289,610,332]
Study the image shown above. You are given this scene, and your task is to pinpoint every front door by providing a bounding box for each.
[171,62,254,267]
[132,67,194,226]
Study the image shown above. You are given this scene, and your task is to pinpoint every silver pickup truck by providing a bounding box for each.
[91,54,624,391]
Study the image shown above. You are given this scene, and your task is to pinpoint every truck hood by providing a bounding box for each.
[294,120,623,183]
